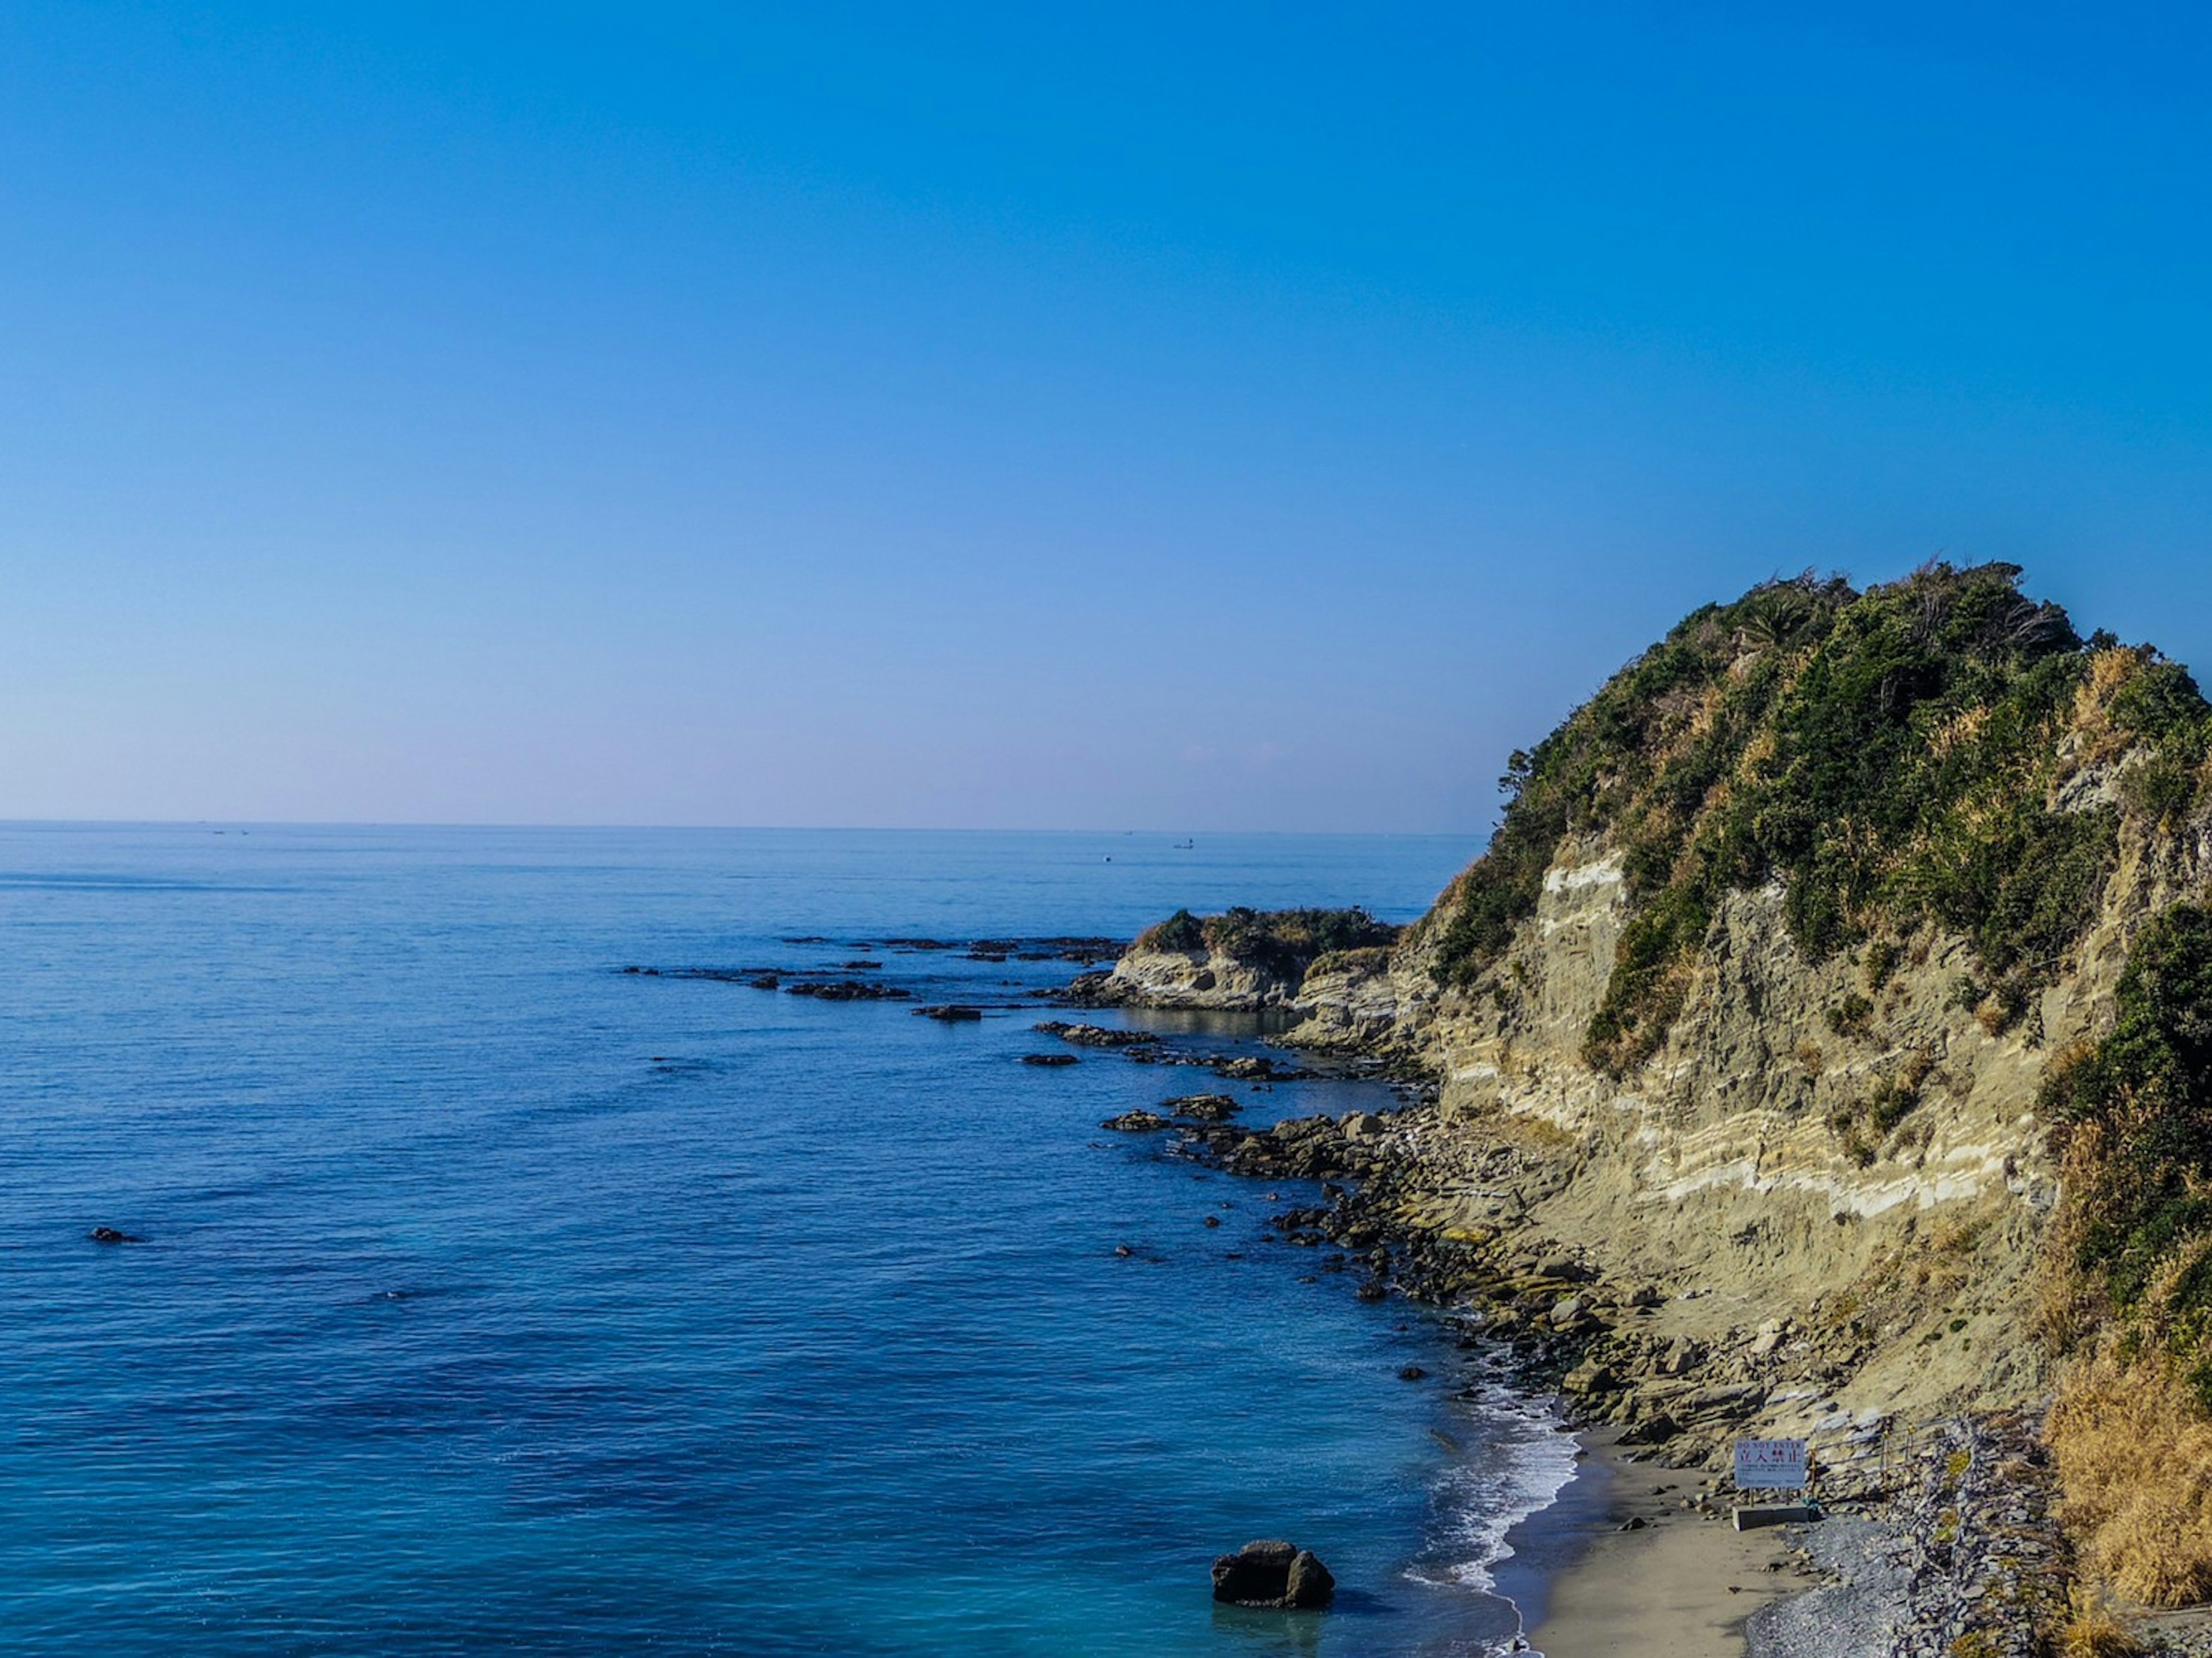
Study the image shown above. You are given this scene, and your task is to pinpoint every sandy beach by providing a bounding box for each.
[1525,1433,1825,1658]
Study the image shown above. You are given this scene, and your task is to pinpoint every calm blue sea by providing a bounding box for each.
[1,825,1584,1657]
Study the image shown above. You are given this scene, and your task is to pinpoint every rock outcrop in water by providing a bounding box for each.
[1066,908,1397,1013]
[1103,564,2212,1622]
[1209,1539,1335,1608]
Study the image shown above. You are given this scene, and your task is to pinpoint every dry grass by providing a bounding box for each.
[2069,647,2145,758]
[1931,702,1994,759]
[2033,1130,2111,1353]
[2051,1350,2212,1606]
[1930,1210,1993,1257]
[2033,1262,2099,1353]
[1901,1045,1941,1092]
[2056,1584,2145,1658]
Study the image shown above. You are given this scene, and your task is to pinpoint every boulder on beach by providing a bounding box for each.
[1210,1539,1335,1608]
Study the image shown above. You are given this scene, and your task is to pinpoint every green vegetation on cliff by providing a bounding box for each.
[2045,905,2212,1606]
[1428,562,2211,1074]
[2044,905,2212,1402]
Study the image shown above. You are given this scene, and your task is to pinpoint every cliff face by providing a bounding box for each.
[1120,566,2212,1445]
[1380,832,2139,1425]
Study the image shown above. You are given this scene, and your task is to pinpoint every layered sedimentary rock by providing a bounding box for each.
[1109,566,2212,1466]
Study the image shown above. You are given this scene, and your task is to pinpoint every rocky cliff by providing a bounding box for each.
[1105,564,2212,1606]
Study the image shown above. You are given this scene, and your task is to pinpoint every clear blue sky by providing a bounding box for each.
[6,2,2210,831]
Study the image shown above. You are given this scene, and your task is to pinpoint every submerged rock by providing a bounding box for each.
[1020,1053,1080,1067]
[1210,1539,1335,1608]
[914,1004,984,1022]
[87,1227,142,1244]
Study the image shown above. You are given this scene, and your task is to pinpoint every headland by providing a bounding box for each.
[1051,563,2212,1655]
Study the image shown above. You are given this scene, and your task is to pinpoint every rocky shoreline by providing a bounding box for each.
[1048,992,2085,1657]
[626,908,2102,1653]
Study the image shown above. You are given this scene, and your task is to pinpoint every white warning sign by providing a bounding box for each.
[1733,1438,1808,1490]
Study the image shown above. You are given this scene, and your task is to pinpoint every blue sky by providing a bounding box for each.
[5,2,2211,830]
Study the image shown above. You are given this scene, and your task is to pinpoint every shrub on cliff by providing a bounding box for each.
[1138,909,1208,953]
[2043,905,2212,1606]
[2043,904,2212,1372]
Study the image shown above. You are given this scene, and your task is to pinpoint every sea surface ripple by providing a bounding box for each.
[2,825,1576,1656]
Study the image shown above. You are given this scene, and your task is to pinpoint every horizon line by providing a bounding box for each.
[0,817,1490,839]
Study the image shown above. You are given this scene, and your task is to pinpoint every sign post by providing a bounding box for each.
[1731,1439,1819,1530]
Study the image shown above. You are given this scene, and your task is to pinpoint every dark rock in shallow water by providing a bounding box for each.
[1212,1539,1296,1604]
[748,974,781,990]
[1164,1093,1241,1122]
[88,1227,142,1244]
[1032,1020,1154,1049]
[1020,1052,1080,1067]
[1210,1539,1335,1608]
[785,979,912,1001]
[1285,1550,1335,1608]
[1101,1110,1172,1132]
[914,1004,984,1022]
[1211,1054,1309,1082]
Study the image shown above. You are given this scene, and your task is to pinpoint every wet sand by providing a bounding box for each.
[1523,1433,1825,1658]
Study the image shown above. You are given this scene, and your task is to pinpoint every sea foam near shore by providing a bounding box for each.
[1414,1380,1584,1601]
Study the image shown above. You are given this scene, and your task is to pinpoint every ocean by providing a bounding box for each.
[2,824,1587,1656]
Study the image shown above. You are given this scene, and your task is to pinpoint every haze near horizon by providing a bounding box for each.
[6,3,2211,832]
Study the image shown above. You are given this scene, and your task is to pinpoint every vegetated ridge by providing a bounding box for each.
[1088,562,2212,1617]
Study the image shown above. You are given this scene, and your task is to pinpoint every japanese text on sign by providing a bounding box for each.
[1733,1438,1808,1490]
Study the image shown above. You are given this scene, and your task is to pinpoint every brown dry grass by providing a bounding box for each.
[2050,1350,2212,1606]
[1929,1209,1991,1257]
[1930,703,1994,759]
[2057,1584,2145,1658]
[2060,646,2150,780]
